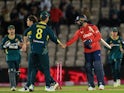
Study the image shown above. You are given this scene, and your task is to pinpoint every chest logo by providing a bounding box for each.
[83,33,93,38]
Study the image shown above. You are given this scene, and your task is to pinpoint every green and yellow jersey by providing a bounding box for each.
[1,35,22,61]
[24,22,60,54]
[106,36,124,60]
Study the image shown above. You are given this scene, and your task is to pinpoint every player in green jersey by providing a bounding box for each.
[22,11,65,92]
[18,15,39,92]
[106,27,124,87]
[1,25,23,91]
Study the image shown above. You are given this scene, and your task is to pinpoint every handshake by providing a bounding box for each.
[60,43,66,48]
[59,39,92,49]
[84,39,92,49]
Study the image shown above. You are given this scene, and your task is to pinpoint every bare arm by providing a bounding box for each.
[21,36,28,51]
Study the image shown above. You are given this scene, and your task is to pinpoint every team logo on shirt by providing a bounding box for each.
[83,33,93,38]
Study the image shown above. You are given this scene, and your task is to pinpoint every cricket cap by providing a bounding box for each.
[40,11,50,20]
[8,25,15,30]
[112,27,118,32]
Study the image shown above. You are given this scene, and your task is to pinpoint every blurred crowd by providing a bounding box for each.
[0,0,80,37]
[0,0,124,37]
[97,3,124,29]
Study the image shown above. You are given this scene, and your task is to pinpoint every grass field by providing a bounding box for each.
[0,85,124,93]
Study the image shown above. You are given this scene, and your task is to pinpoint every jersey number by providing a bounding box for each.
[36,28,43,39]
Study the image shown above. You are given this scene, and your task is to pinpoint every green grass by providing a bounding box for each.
[0,85,124,93]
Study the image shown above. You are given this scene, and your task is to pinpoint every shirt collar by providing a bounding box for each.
[39,21,46,25]
[110,36,119,40]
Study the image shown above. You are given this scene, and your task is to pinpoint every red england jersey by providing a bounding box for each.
[66,24,101,53]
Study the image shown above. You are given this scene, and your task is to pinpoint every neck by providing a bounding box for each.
[8,34,15,39]
[111,35,118,40]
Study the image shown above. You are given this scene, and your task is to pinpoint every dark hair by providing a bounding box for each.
[27,15,38,23]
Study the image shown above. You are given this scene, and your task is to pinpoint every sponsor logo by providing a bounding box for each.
[33,39,44,44]
[83,33,93,38]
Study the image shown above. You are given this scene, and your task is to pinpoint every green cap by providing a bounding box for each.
[112,27,118,32]
[8,25,15,30]
[40,11,50,20]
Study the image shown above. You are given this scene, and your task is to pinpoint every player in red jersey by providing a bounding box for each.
[64,15,105,90]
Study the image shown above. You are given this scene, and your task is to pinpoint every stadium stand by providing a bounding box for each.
[0,0,123,68]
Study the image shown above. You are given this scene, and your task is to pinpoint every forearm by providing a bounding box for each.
[66,32,79,46]
[66,36,78,46]
[23,36,28,44]
[21,36,28,51]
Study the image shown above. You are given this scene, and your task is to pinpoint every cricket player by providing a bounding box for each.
[21,11,64,92]
[19,15,58,92]
[18,15,38,92]
[63,15,105,90]
[1,25,22,91]
[106,27,124,87]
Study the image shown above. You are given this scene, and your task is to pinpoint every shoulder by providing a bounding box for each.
[89,24,98,29]
[118,36,123,40]
[31,23,37,28]
[4,35,8,38]
[33,23,37,26]
[2,35,8,41]
[88,24,94,26]
[46,25,52,31]
[45,25,50,29]
[107,36,112,41]
[3,35,8,39]
[24,27,33,35]
[75,28,82,35]
[28,23,37,29]
[88,24,99,33]
[78,26,84,32]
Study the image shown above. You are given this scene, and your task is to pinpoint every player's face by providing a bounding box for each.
[8,28,15,35]
[75,18,85,26]
[27,18,33,27]
[76,20,81,25]
[45,17,49,23]
[112,31,118,36]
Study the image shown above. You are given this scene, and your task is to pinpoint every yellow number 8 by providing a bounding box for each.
[36,28,43,39]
